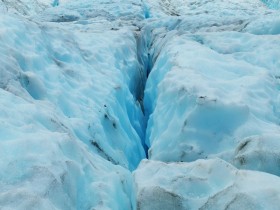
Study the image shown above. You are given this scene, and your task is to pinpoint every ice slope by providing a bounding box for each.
[134,158,280,210]
[143,0,280,176]
[0,0,147,209]
[143,0,268,18]
[1,0,280,209]
[0,90,135,209]
[0,12,146,170]
[262,0,280,9]
[35,0,147,24]
[135,0,280,208]
[0,0,53,15]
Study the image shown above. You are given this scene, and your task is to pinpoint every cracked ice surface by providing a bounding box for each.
[1,0,280,209]
[0,0,147,209]
[134,158,280,210]
[135,0,280,209]
[143,0,280,176]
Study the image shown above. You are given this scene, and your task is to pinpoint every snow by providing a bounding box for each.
[134,158,280,210]
[1,0,280,209]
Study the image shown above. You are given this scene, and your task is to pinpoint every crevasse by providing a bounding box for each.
[1,0,280,209]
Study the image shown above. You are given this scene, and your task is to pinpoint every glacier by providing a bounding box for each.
[1,0,280,209]
[134,158,280,210]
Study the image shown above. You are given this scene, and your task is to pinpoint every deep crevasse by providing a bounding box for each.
[1,0,280,209]
[0,0,149,209]
[136,0,280,209]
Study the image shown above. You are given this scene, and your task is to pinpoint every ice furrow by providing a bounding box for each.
[1,0,280,209]
[134,0,280,209]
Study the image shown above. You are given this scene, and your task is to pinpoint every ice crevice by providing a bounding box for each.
[133,1,280,209]
[1,0,280,209]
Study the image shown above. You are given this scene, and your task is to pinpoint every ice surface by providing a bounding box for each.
[262,0,280,9]
[1,0,280,209]
[0,0,53,15]
[233,134,280,176]
[0,12,146,170]
[134,158,280,210]
[143,0,280,176]
[143,0,268,18]
[0,91,136,209]
[0,0,147,208]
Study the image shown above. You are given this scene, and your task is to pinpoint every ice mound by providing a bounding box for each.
[234,134,280,176]
[134,158,280,210]
[0,7,147,208]
[1,0,53,15]
[0,12,147,170]
[143,11,280,175]
[244,14,280,35]
[0,0,149,207]
[36,0,146,24]
[144,0,267,18]
[145,31,279,167]
[0,88,136,210]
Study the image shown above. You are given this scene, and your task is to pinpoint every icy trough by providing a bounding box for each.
[1,0,280,209]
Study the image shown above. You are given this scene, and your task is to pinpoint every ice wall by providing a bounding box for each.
[1,0,280,209]
[262,0,280,9]
[0,0,147,209]
[143,0,280,176]
[135,0,280,209]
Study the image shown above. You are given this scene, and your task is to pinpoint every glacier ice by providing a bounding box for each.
[0,0,53,15]
[0,12,146,170]
[137,0,280,208]
[143,0,280,176]
[0,0,146,209]
[134,158,280,210]
[1,0,280,209]
[144,29,280,168]
[262,0,280,9]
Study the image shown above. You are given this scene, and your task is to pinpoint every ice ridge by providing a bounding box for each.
[1,0,280,210]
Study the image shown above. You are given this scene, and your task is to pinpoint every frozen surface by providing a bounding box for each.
[1,0,280,209]
[262,0,280,8]
[0,0,146,209]
[143,0,268,18]
[134,158,280,210]
[0,12,146,170]
[143,0,280,176]
[0,0,53,15]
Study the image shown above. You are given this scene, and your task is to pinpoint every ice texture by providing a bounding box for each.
[0,11,146,170]
[0,0,146,209]
[143,0,280,176]
[136,0,280,208]
[262,0,280,9]
[134,159,280,210]
[1,0,280,209]
[0,0,53,15]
